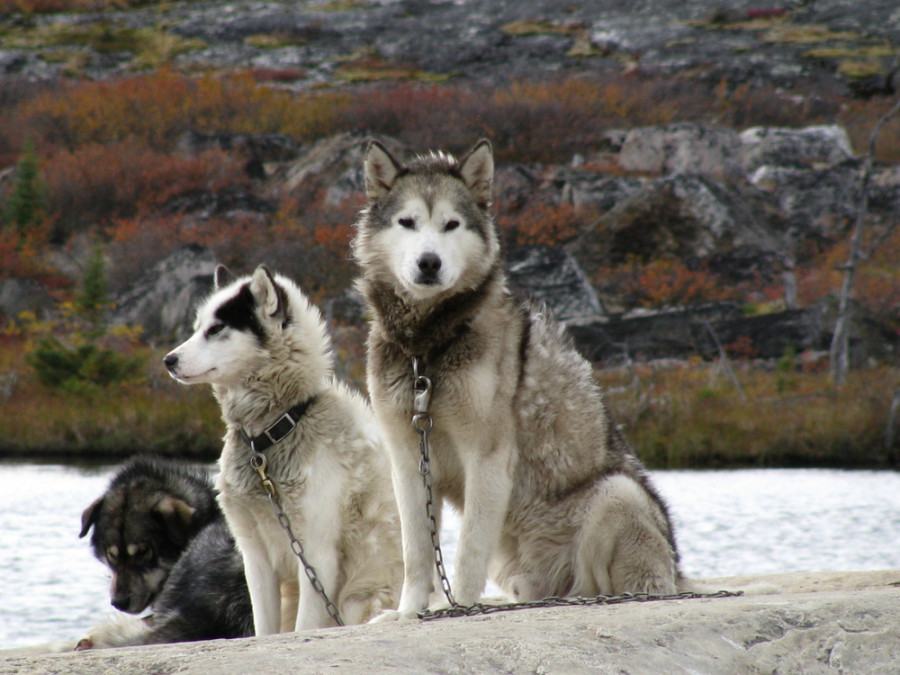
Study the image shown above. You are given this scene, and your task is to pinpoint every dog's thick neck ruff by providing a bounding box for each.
[358,267,502,366]
[238,396,317,454]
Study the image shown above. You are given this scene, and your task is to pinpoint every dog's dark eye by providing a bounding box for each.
[206,323,225,337]
[398,217,415,229]
[106,547,119,564]
[445,219,460,231]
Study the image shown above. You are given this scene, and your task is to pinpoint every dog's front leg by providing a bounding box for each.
[220,494,282,635]
[295,490,341,630]
[375,440,434,620]
[239,538,282,635]
[295,550,340,630]
[454,439,514,605]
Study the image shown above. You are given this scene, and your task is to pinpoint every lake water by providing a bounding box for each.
[2,464,898,649]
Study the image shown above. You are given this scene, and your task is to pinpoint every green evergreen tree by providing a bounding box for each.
[4,138,44,230]
[27,240,145,392]
[75,242,110,335]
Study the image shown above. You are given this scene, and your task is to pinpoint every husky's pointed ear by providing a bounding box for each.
[364,140,403,201]
[250,264,283,319]
[79,496,104,538]
[214,265,234,290]
[459,139,494,207]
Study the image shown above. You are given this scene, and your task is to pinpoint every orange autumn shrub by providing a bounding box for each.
[105,213,264,293]
[797,226,900,327]
[496,199,594,246]
[0,223,51,280]
[15,69,350,150]
[42,141,246,241]
[0,0,160,11]
[606,257,737,309]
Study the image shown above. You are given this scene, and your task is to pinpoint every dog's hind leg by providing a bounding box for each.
[575,474,678,596]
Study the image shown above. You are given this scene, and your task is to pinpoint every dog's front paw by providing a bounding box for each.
[74,638,93,651]
[369,608,419,623]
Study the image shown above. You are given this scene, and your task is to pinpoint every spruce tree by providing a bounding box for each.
[75,242,110,336]
[4,138,44,230]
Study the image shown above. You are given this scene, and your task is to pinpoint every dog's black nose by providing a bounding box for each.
[163,353,178,371]
[417,253,442,280]
[111,594,131,612]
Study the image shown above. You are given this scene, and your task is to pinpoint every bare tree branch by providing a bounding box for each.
[703,320,747,402]
[829,94,900,385]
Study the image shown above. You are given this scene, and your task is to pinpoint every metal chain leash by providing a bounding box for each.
[411,357,458,608]
[249,451,345,627]
[417,589,743,621]
[408,357,742,622]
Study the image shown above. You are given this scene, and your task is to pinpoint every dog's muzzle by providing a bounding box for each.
[416,252,442,285]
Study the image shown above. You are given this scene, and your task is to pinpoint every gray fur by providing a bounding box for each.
[354,139,685,618]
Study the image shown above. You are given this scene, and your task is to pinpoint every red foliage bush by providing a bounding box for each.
[496,199,594,246]
[12,69,350,151]
[0,0,157,11]
[797,226,900,329]
[106,213,264,293]
[42,140,246,241]
[600,257,737,309]
[724,335,758,360]
[0,223,48,280]
[261,195,359,300]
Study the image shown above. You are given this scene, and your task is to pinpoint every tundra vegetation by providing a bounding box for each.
[0,0,898,466]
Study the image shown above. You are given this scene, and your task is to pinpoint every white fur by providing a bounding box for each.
[165,266,402,633]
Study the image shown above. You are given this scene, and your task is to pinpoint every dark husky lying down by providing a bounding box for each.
[78,456,253,648]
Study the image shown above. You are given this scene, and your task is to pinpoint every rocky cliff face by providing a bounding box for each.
[4,1,900,365]
[97,118,900,365]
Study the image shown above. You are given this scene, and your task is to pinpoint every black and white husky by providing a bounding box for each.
[354,140,688,619]
[164,265,402,633]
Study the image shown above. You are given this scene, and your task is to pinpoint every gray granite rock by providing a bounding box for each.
[3,570,898,674]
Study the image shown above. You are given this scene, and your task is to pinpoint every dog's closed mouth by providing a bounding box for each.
[174,367,216,382]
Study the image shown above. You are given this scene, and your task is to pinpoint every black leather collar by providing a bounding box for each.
[240,397,316,453]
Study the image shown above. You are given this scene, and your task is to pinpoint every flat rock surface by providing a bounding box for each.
[3,570,898,674]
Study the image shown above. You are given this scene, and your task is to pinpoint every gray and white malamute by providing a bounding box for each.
[78,456,253,648]
[164,265,402,633]
[354,139,687,619]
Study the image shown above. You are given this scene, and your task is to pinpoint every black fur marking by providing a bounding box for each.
[214,284,266,344]
[82,457,253,644]
[516,304,532,391]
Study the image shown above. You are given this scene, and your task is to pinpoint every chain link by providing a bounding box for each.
[408,357,741,622]
[250,451,345,627]
[417,590,743,621]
